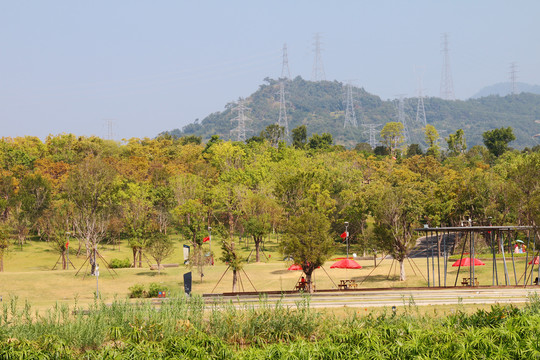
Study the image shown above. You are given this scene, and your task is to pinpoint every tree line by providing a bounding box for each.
[0,127,538,291]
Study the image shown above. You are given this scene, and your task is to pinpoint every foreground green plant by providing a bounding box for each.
[2,293,540,358]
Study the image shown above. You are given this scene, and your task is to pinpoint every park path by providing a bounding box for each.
[202,287,540,309]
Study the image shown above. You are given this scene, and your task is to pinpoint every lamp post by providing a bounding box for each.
[344,222,350,259]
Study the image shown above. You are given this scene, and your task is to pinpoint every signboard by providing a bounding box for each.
[183,272,192,295]
[183,244,190,265]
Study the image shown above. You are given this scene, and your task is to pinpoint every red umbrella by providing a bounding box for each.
[330,258,362,269]
[452,258,485,267]
[288,264,303,271]
[528,257,539,265]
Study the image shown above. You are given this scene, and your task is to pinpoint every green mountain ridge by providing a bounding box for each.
[163,77,540,149]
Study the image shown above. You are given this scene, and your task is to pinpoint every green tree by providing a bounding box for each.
[281,211,333,293]
[64,157,117,275]
[307,133,333,150]
[220,239,243,292]
[0,225,10,272]
[482,127,516,157]
[260,124,285,147]
[424,124,440,157]
[370,179,425,281]
[241,189,282,262]
[146,232,174,275]
[13,173,51,247]
[291,125,307,149]
[446,129,467,155]
[380,122,404,157]
[406,144,423,158]
[40,203,70,270]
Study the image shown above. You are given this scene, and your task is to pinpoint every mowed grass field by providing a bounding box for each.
[1,235,537,311]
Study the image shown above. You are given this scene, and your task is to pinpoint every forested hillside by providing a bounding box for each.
[164,77,540,149]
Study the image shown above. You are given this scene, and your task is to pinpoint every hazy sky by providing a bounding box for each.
[1,1,539,140]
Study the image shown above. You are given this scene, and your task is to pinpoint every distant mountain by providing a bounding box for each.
[162,77,540,149]
[472,82,540,98]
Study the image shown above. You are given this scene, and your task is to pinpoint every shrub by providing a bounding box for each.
[109,258,131,269]
[148,283,168,298]
[128,284,145,298]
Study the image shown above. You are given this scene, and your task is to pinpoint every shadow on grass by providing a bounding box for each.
[135,271,160,276]
[271,269,294,275]
[353,274,402,283]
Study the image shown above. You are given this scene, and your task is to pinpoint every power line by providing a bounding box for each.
[440,33,455,100]
[311,33,326,81]
[281,43,291,80]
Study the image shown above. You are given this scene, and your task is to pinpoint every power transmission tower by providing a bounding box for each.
[344,82,358,128]
[103,119,115,140]
[415,74,427,127]
[311,33,326,81]
[277,80,290,139]
[509,62,518,95]
[281,43,291,80]
[394,94,410,144]
[230,99,252,142]
[363,124,381,149]
[440,33,455,100]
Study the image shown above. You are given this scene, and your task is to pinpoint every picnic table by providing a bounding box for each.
[338,279,358,290]
[461,277,479,286]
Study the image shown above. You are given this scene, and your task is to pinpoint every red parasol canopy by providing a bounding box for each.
[287,264,303,271]
[330,258,362,269]
[452,257,485,267]
[528,257,539,265]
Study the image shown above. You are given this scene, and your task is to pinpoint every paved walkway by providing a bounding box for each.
[203,287,540,309]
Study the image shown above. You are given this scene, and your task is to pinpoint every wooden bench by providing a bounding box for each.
[461,277,479,286]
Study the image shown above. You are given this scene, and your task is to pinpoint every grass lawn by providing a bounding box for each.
[1,235,538,312]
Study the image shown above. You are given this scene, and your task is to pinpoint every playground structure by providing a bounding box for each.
[415,226,539,288]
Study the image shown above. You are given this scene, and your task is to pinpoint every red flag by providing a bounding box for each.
[65,241,69,248]
[203,236,210,243]
[340,232,348,239]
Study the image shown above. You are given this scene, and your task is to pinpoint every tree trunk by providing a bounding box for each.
[62,250,67,270]
[132,247,138,267]
[255,237,261,262]
[0,253,3,272]
[90,248,96,275]
[399,259,406,281]
[232,269,237,292]
[306,272,314,293]
[138,247,143,268]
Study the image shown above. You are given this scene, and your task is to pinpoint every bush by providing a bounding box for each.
[148,283,168,298]
[109,258,131,268]
[128,284,145,298]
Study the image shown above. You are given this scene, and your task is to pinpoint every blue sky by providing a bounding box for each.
[1,1,539,140]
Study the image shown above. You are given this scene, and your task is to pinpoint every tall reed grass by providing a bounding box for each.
[2,292,540,358]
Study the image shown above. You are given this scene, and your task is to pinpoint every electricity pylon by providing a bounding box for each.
[311,33,326,81]
[440,33,455,100]
[344,83,358,128]
[230,99,252,142]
